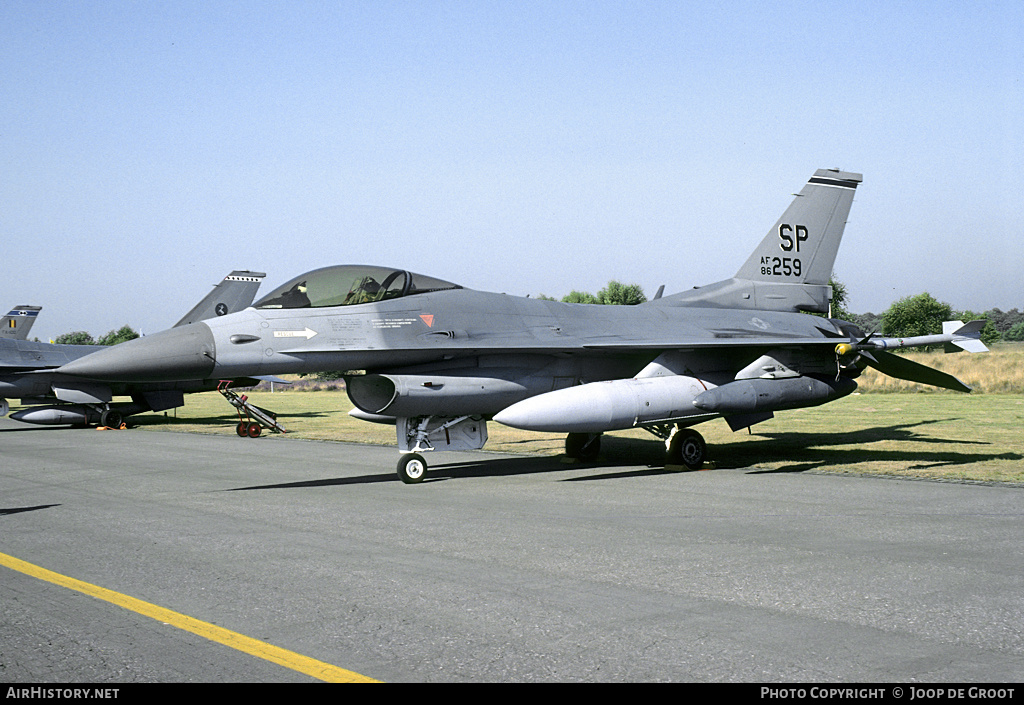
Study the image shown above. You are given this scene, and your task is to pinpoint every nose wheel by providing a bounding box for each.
[397,453,427,484]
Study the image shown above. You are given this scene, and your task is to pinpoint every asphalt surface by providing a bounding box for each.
[1,417,1022,682]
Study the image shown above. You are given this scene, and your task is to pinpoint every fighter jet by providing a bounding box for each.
[0,271,265,426]
[2,306,42,341]
[50,170,988,482]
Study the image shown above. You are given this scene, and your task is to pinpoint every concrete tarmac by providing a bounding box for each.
[1,417,1022,682]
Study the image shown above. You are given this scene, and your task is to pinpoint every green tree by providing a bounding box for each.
[1004,321,1024,342]
[54,331,96,345]
[597,281,646,306]
[561,290,600,304]
[97,325,140,346]
[806,275,851,320]
[881,293,954,342]
[828,277,851,320]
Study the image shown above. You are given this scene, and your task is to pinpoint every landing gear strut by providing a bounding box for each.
[564,432,602,461]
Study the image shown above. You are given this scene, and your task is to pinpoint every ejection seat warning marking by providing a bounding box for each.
[0,551,380,683]
[273,328,318,339]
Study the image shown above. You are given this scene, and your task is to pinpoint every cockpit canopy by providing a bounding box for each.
[254,265,462,309]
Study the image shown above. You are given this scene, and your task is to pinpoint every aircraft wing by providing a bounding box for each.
[0,338,98,372]
[581,337,841,351]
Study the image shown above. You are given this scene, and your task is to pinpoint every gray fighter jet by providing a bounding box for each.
[2,305,42,341]
[50,170,988,482]
[0,271,265,426]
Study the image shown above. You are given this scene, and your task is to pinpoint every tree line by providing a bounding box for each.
[51,326,140,346]
[538,278,1024,345]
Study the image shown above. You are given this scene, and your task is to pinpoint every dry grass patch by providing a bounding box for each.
[856,344,1024,394]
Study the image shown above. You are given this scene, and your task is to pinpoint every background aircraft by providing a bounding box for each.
[2,305,42,341]
[50,170,987,482]
[1,271,265,426]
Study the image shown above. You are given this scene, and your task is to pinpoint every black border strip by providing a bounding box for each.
[809,176,859,189]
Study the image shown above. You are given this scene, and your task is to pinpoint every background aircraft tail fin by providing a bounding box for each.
[1,305,42,340]
[655,169,861,314]
[173,271,266,328]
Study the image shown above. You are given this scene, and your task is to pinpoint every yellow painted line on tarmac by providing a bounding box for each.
[0,551,380,683]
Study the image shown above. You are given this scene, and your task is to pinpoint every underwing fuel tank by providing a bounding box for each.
[10,400,154,426]
[693,376,857,413]
[493,376,713,433]
[10,405,98,426]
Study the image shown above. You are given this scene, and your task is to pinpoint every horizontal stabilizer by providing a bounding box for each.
[252,375,293,385]
[863,350,972,393]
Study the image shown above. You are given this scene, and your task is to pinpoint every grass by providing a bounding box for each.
[855,343,1024,394]
[126,383,1024,486]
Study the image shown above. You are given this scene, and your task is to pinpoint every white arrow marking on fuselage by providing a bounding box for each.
[273,328,318,339]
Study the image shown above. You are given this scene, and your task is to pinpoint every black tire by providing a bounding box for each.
[565,432,601,461]
[397,453,428,484]
[101,409,123,429]
[668,429,706,469]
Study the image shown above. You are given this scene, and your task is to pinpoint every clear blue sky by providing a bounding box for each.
[3,0,1021,340]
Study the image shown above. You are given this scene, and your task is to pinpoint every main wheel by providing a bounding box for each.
[101,409,123,429]
[246,422,262,438]
[397,453,427,484]
[565,432,601,461]
[236,421,249,437]
[667,429,706,470]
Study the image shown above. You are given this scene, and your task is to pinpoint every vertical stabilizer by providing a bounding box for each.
[735,169,861,286]
[173,271,266,328]
[655,169,861,313]
[1,305,42,340]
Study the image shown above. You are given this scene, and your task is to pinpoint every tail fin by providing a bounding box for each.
[657,169,862,313]
[1,305,42,340]
[173,271,266,327]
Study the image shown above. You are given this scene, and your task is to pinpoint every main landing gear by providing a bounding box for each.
[100,408,125,429]
[564,432,601,462]
[665,427,707,469]
[562,426,709,470]
[395,422,709,485]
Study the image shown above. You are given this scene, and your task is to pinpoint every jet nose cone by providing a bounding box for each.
[57,323,216,382]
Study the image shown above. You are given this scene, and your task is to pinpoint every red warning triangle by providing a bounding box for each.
[420,314,434,327]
